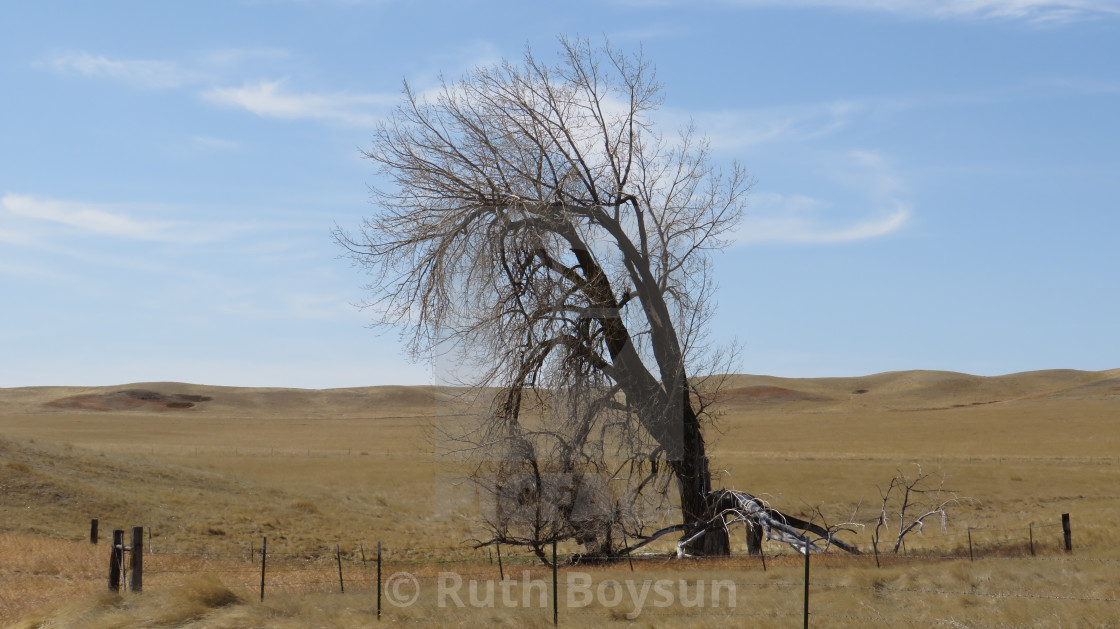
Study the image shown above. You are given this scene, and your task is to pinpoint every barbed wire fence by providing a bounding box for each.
[83,512,1120,627]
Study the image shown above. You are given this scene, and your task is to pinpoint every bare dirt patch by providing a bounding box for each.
[44,389,213,412]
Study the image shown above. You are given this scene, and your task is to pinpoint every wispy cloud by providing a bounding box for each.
[1,193,178,240]
[37,47,296,89]
[734,149,913,244]
[627,0,1120,23]
[36,51,204,89]
[682,100,863,150]
[36,48,396,128]
[0,193,243,243]
[736,193,911,243]
[201,79,393,126]
[215,289,360,321]
[688,75,1120,151]
[798,0,1120,23]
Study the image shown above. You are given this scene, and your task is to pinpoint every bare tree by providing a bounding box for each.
[336,38,849,559]
[872,465,972,556]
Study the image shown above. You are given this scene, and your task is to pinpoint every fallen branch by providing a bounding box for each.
[621,489,861,557]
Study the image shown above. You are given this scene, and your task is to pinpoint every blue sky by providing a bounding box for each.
[2,0,1118,388]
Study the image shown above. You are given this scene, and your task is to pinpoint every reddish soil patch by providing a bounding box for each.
[44,389,212,412]
[719,385,832,404]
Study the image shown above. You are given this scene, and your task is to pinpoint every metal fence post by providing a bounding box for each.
[803,538,810,629]
[552,539,558,626]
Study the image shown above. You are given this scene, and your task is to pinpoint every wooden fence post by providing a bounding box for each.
[129,526,144,592]
[336,544,345,593]
[108,529,124,592]
[90,518,99,544]
[259,536,267,601]
[1062,513,1072,552]
[1029,523,1035,556]
[967,528,974,561]
[377,541,382,621]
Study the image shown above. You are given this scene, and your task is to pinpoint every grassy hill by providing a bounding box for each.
[2,369,1118,627]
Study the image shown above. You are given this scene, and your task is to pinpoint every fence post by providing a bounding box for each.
[336,544,345,593]
[967,528,974,561]
[552,539,558,626]
[803,539,810,629]
[259,536,267,601]
[108,529,124,592]
[377,541,382,621]
[621,531,634,572]
[1029,523,1035,556]
[129,526,144,593]
[90,518,99,544]
[1062,513,1072,552]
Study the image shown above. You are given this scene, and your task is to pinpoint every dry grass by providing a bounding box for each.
[5,549,1117,628]
[2,370,1119,626]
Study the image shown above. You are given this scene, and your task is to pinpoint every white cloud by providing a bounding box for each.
[1,193,178,240]
[37,51,204,89]
[36,49,396,129]
[215,289,360,321]
[683,100,863,150]
[733,149,914,244]
[37,48,298,90]
[736,194,911,243]
[0,193,240,243]
[202,79,394,126]
[684,0,1120,23]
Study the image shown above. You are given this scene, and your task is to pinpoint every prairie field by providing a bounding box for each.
[1,369,1119,627]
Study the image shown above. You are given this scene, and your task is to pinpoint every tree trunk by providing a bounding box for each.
[674,403,730,556]
[569,232,730,556]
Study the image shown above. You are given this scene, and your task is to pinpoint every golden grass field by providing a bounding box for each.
[1,369,1118,627]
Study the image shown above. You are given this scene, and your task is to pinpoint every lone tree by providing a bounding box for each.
[337,38,855,560]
